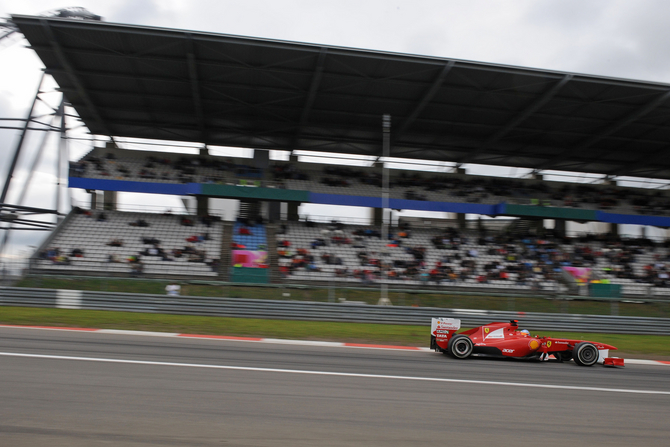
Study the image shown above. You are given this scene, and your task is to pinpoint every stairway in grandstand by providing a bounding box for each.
[265,223,281,283]
[507,219,533,238]
[219,222,234,280]
[237,201,261,221]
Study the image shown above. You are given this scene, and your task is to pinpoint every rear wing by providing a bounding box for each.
[431,318,461,334]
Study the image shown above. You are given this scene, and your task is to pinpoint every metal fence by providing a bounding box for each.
[1,286,669,335]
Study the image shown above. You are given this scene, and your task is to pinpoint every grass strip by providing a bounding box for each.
[1,306,669,358]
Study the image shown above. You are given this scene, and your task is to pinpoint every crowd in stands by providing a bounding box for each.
[31,201,670,294]
[276,219,670,294]
[70,149,262,185]
[270,162,670,215]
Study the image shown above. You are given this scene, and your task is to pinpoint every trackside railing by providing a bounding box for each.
[1,286,669,335]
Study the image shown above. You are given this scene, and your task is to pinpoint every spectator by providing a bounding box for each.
[129,219,149,227]
[71,248,84,257]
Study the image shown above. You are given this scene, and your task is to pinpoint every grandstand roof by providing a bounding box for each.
[12,14,670,180]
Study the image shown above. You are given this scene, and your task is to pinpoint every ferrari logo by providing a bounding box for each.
[484,328,490,334]
[547,341,552,348]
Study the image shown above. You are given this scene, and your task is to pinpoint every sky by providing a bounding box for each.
[2,0,670,261]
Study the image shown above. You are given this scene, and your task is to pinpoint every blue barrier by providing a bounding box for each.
[597,211,670,227]
[69,177,200,195]
[68,177,670,227]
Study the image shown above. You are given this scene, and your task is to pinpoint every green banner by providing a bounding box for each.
[231,267,270,284]
[504,204,597,221]
[200,184,309,202]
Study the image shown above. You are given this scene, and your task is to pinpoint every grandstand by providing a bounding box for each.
[4,14,670,299]
[32,210,223,278]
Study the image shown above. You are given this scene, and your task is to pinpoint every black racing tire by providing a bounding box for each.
[573,342,599,367]
[557,351,573,363]
[448,335,474,359]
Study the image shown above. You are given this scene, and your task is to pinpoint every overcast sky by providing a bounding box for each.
[1,0,670,258]
[5,0,670,112]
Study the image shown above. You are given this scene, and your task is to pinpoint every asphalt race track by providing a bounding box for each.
[1,327,668,446]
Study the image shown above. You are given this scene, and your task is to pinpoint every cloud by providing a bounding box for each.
[109,0,180,27]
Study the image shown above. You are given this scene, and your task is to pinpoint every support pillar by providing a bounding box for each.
[530,172,548,235]
[603,176,619,237]
[372,207,383,226]
[457,213,466,231]
[456,166,467,230]
[89,190,97,210]
[103,190,117,211]
[287,202,300,221]
[379,114,391,306]
[285,153,300,222]
[610,223,619,237]
[555,219,566,237]
[268,201,280,223]
[56,99,67,221]
[196,196,209,216]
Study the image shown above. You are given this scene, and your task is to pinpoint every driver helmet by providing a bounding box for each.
[520,329,530,336]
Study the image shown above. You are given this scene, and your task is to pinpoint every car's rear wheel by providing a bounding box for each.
[573,342,599,366]
[448,335,474,359]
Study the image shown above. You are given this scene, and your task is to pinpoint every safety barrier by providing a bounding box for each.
[1,286,669,335]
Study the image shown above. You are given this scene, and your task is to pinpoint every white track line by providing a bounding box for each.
[1,352,669,396]
[97,329,180,337]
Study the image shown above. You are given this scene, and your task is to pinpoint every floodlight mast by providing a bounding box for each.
[1,7,101,47]
[380,114,391,305]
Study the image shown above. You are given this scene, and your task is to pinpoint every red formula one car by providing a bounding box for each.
[430,318,623,367]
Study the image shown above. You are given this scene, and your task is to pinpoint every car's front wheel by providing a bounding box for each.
[448,335,474,359]
[573,342,599,366]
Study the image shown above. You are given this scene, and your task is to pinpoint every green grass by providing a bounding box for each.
[1,306,668,358]
[17,276,670,318]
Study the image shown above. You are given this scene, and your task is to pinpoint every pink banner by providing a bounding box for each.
[563,266,591,283]
[232,250,268,268]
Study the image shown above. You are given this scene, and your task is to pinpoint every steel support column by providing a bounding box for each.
[56,98,67,220]
[380,114,391,305]
[0,72,45,204]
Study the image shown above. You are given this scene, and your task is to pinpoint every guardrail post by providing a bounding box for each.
[611,300,619,316]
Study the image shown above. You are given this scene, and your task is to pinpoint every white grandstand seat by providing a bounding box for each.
[34,210,223,277]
